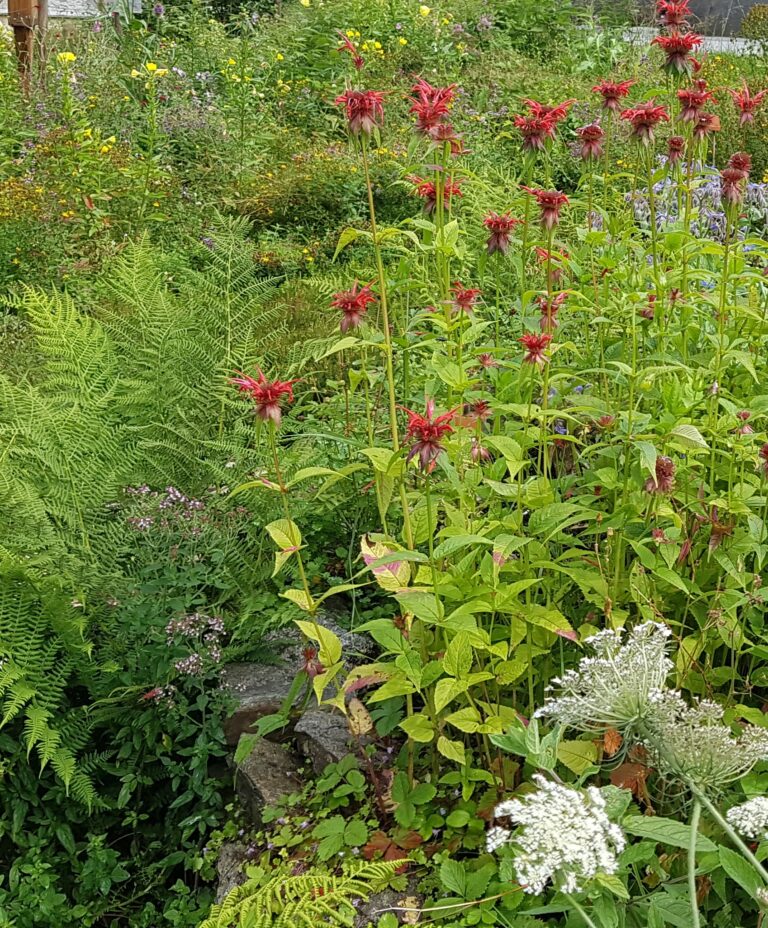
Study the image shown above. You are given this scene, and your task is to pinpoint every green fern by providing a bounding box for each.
[199,860,402,928]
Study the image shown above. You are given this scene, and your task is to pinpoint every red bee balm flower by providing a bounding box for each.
[334,89,385,135]
[410,77,456,133]
[523,98,576,124]
[728,151,752,177]
[652,32,702,75]
[720,167,747,207]
[451,282,482,314]
[644,455,676,494]
[483,211,520,255]
[519,332,553,367]
[522,188,569,231]
[730,82,768,126]
[592,79,636,113]
[667,135,685,165]
[513,113,557,153]
[230,370,298,427]
[336,30,364,70]
[576,123,605,161]
[331,281,377,332]
[621,101,670,145]
[657,0,692,26]
[409,175,463,215]
[535,292,567,331]
[402,399,455,472]
[692,111,720,141]
[677,86,716,122]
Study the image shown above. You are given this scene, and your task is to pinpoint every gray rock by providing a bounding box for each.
[235,737,303,822]
[294,707,353,773]
[214,842,249,903]
[221,662,301,745]
[354,881,422,927]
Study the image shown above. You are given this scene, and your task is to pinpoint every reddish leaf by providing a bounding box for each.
[603,728,623,757]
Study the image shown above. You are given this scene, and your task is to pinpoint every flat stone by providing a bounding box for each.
[222,662,301,745]
[235,737,303,823]
[354,881,422,927]
[214,842,249,903]
[294,707,352,774]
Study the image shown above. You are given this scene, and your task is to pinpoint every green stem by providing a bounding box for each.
[692,785,768,885]
[688,798,702,928]
[567,895,600,928]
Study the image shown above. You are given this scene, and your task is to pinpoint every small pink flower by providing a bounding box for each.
[451,282,482,314]
[644,455,676,494]
[476,352,500,369]
[519,332,552,367]
[730,82,768,126]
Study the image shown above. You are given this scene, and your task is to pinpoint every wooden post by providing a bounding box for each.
[8,0,37,90]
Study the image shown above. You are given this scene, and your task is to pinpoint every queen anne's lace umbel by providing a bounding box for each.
[726,796,768,841]
[535,622,673,733]
[486,775,626,894]
[645,690,768,787]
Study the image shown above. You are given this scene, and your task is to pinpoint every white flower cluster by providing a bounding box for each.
[486,774,626,895]
[535,622,673,733]
[645,690,768,788]
[726,797,768,841]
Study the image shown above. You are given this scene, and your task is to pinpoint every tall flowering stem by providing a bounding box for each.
[688,798,702,928]
[359,134,414,548]
[691,785,768,886]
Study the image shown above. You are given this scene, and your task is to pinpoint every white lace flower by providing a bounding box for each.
[645,690,768,788]
[486,775,626,895]
[535,621,672,733]
[726,797,768,841]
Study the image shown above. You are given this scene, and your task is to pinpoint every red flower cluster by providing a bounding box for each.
[576,122,605,161]
[728,151,752,176]
[644,456,676,494]
[519,332,552,367]
[409,174,463,215]
[513,98,574,153]
[523,98,576,122]
[677,85,716,122]
[522,187,569,231]
[652,31,702,75]
[692,111,720,142]
[729,82,768,126]
[335,89,385,135]
[451,282,482,314]
[720,167,747,207]
[656,0,692,27]
[402,399,455,472]
[230,370,298,427]
[535,292,567,332]
[667,135,685,165]
[336,30,364,70]
[483,211,520,256]
[410,77,456,135]
[592,79,636,113]
[331,281,377,332]
[620,101,670,145]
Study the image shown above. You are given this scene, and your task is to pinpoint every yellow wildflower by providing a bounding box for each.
[57,51,76,64]
[300,0,310,6]
[399,37,408,45]
[276,52,284,60]
[419,5,431,16]
[146,62,158,71]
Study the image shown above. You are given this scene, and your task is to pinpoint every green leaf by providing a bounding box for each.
[410,782,437,805]
[344,819,369,847]
[333,226,363,260]
[443,632,473,679]
[295,620,342,665]
[399,713,435,743]
[446,809,471,828]
[265,518,302,550]
[445,707,482,733]
[439,858,467,897]
[623,816,717,852]
[595,873,630,900]
[635,440,658,479]
[669,423,708,451]
[433,534,493,559]
[718,845,763,898]
[282,588,315,612]
[437,735,466,766]
[557,739,598,775]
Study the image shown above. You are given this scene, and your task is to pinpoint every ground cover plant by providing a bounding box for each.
[3,0,768,925]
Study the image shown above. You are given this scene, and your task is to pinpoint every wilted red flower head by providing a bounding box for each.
[522,187,569,230]
[736,410,754,435]
[657,0,692,27]
[729,82,768,125]
[402,399,455,472]
[576,122,605,161]
[592,78,636,113]
[667,135,685,164]
[410,77,456,133]
[451,282,482,314]
[409,174,463,215]
[470,437,491,463]
[476,352,501,369]
[677,86,716,122]
[523,98,576,124]
[597,414,616,429]
[535,292,567,331]
[513,113,557,153]
[334,89,385,135]
[519,331,552,367]
[621,101,670,145]
[426,122,467,155]
[728,151,752,177]
[302,646,325,679]
[692,111,720,141]
[331,281,377,332]
[759,444,768,476]
[483,211,520,255]
[644,455,676,494]
[336,30,364,70]
[652,32,702,75]
[230,369,298,427]
[720,166,747,207]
